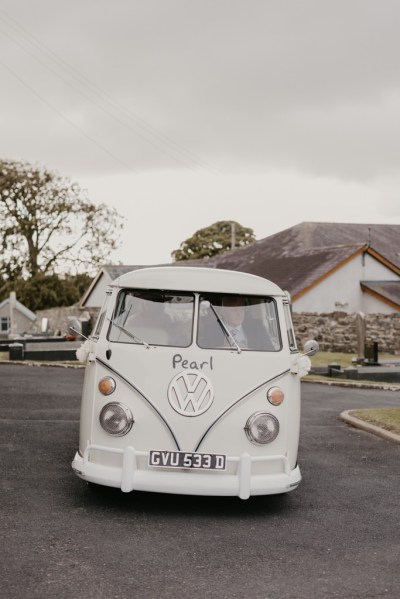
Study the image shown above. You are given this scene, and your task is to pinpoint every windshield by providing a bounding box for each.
[197,293,281,352]
[108,289,194,347]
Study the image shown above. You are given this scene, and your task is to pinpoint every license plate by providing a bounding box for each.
[149,450,226,471]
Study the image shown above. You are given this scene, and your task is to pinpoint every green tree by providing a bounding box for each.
[171,220,256,261]
[0,273,93,311]
[0,159,123,279]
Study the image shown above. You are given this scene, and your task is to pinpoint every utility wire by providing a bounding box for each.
[0,8,218,173]
[0,26,198,172]
[0,59,137,173]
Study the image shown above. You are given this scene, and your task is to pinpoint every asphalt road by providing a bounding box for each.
[1,364,399,599]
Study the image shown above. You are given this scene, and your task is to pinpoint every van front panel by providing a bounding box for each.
[72,270,306,498]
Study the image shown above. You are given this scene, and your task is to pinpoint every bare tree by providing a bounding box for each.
[0,159,123,279]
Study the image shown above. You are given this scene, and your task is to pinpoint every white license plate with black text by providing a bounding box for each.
[149,450,226,470]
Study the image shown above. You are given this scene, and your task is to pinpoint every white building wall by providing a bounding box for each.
[361,293,395,314]
[293,253,399,314]
[83,273,112,308]
[0,302,35,334]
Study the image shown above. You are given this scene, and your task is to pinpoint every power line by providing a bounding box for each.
[0,59,137,173]
[0,26,199,172]
[0,8,219,173]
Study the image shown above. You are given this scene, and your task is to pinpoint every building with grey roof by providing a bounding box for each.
[80,222,400,314]
[0,293,36,337]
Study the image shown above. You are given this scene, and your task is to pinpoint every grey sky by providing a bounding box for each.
[1,1,399,264]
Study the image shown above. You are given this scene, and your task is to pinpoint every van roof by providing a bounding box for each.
[113,266,284,296]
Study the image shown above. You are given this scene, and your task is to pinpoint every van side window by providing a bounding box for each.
[283,300,297,352]
[92,288,113,339]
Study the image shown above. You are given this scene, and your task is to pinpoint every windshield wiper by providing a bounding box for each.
[108,318,150,348]
[206,301,242,354]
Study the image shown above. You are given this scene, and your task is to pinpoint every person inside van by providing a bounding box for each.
[220,295,249,347]
[198,294,276,351]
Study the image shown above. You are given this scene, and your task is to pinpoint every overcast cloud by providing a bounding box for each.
[1,1,399,264]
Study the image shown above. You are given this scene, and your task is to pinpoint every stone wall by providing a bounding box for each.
[293,312,400,355]
[31,305,99,336]
[28,304,400,355]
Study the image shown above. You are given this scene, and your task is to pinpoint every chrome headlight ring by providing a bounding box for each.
[99,402,134,436]
[244,411,279,445]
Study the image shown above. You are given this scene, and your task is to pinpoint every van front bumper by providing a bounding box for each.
[72,445,301,500]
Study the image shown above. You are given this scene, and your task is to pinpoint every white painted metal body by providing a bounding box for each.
[72,267,309,499]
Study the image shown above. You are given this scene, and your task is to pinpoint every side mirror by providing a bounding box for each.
[303,340,319,357]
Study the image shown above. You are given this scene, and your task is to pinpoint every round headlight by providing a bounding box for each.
[245,412,279,445]
[99,402,134,436]
[98,377,116,396]
[267,386,284,406]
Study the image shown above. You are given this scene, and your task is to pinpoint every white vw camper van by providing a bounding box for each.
[72,266,317,499]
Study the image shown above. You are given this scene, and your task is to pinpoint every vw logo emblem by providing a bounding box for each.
[168,370,214,417]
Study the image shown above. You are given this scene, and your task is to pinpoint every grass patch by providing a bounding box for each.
[305,374,400,388]
[310,351,398,368]
[350,408,400,435]
[306,352,400,386]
